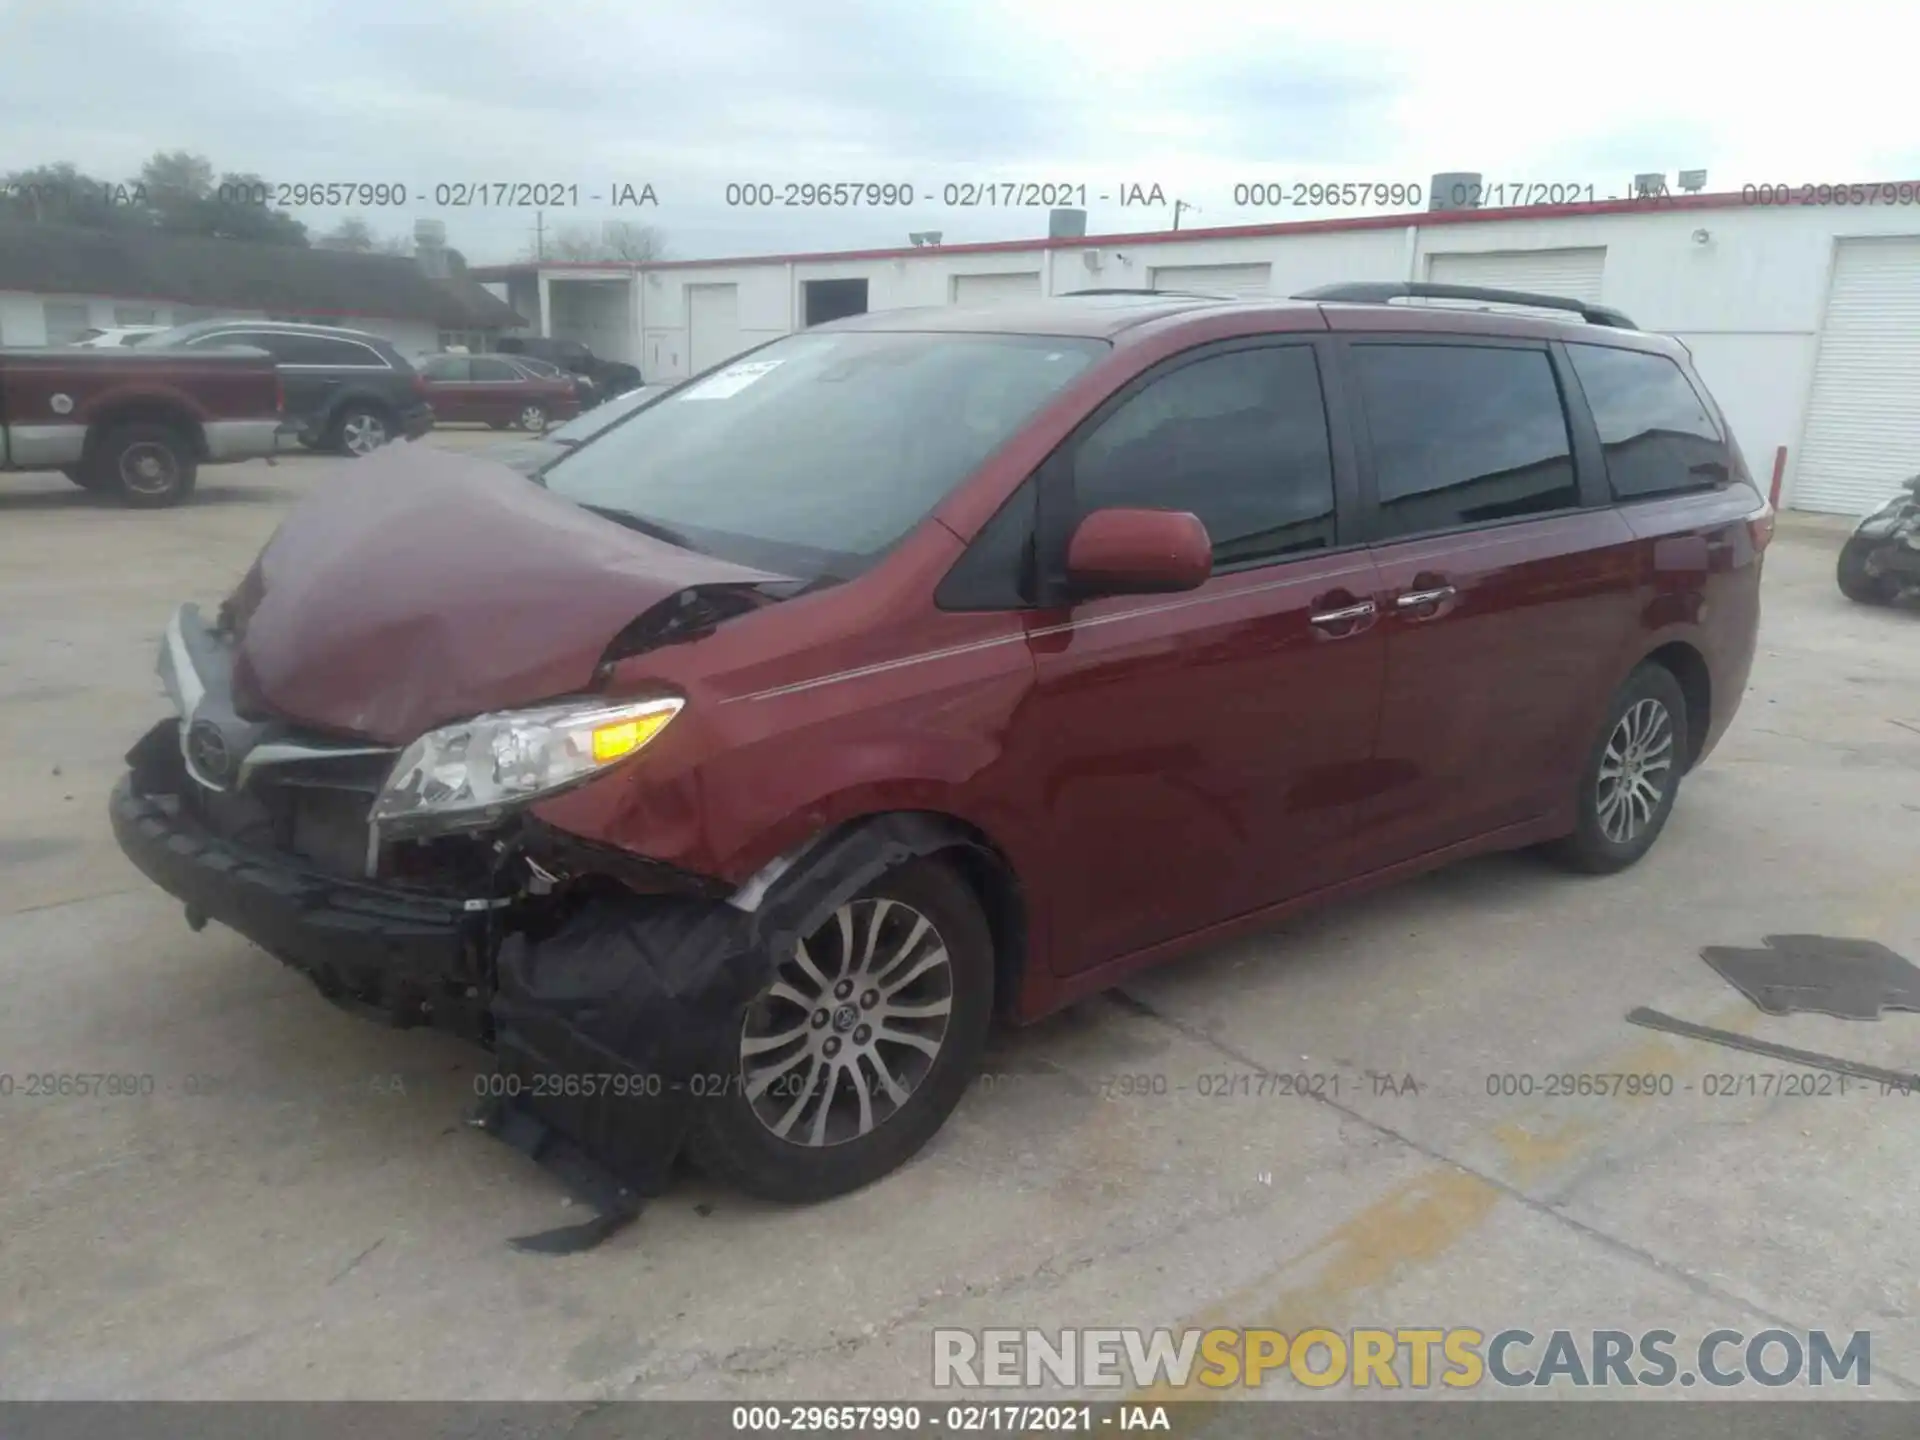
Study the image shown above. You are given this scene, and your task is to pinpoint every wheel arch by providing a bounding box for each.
[740,808,1034,1022]
[1638,639,1712,771]
[84,397,208,461]
[327,389,399,427]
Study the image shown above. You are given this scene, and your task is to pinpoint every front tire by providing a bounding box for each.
[1837,536,1898,605]
[687,858,994,1203]
[1545,663,1689,875]
[517,403,548,433]
[88,423,198,508]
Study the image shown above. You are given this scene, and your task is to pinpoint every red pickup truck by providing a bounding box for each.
[0,344,285,507]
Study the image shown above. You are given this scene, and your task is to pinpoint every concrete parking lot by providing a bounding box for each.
[1,442,1917,1401]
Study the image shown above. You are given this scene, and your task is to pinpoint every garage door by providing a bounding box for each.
[687,284,742,374]
[1148,263,1272,296]
[1425,248,1607,304]
[952,272,1042,305]
[1791,237,1920,514]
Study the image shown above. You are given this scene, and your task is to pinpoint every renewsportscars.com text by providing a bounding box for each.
[932,1326,1871,1391]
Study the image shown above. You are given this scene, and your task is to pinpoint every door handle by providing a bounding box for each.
[1308,599,1376,630]
[1394,585,1456,609]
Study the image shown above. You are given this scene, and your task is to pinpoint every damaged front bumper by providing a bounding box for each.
[111,603,777,1213]
[111,721,501,1040]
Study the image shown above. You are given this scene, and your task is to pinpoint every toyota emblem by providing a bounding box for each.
[186,720,232,784]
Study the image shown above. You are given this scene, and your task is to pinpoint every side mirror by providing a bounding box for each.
[1065,507,1212,598]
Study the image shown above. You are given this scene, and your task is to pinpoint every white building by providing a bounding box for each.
[0,220,523,361]
[474,187,1920,514]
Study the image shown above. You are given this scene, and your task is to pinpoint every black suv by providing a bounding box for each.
[144,320,434,456]
[494,335,642,405]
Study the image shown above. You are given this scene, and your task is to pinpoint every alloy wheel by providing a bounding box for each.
[519,405,548,432]
[341,412,387,455]
[1595,697,1675,844]
[737,897,955,1148]
[117,442,179,495]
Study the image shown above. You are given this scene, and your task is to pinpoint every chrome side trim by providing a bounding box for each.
[729,562,1376,704]
[162,606,206,717]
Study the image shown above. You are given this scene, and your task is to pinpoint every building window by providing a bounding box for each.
[113,305,158,326]
[43,301,94,345]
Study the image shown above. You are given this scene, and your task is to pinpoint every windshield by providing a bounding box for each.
[545,384,669,445]
[540,330,1104,579]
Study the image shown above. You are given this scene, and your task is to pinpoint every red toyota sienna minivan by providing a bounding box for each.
[113,284,1771,1204]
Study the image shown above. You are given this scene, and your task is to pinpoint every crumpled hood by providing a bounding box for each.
[226,441,787,743]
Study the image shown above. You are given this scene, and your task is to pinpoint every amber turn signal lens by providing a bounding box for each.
[591,711,674,763]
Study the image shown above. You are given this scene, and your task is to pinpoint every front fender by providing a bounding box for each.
[534,716,1044,892]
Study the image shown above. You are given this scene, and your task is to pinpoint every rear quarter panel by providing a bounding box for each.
[18,354,276,425]
[1,351,280,468]
[1614,485,1766,764]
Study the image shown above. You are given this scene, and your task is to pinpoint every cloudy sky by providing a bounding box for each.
[4,0,1916,265]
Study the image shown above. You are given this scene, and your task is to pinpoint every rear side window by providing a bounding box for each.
[299,336,387,367]
[420,356,469,381]
[1352,344,1577,539]
[1072,345,1337,567]
[189,330,280,356]
[470,357,521,381]
[1567,343,1730,499]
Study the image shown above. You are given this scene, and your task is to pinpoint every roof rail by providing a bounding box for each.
[1059,287,1235,300]
[1292,281,1637,330]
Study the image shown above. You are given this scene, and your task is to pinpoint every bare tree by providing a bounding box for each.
[316,216,377,252]
[601,221,665,261]
[316,216,413,255]
[528,221,666,263]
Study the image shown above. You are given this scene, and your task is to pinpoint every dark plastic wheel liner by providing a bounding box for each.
[480,813,993,1249]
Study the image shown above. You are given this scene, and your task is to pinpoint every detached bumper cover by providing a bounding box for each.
[109,773,494,1037]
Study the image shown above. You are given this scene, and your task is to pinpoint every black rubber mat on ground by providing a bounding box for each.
[1700,934,1920,1020]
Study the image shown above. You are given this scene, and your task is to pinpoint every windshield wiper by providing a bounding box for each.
[577,503,701,552]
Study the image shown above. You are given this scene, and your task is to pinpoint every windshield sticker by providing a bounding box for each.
[682,359,784,400]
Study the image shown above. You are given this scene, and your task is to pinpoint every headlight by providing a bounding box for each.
[369,695,682,836]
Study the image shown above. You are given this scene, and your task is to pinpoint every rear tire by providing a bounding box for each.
[1837,536,1898,605]
[1544,663,1689,875]
[88,423,198,508]
[517,403,548,433]
[329,404,392,457]
[686,857,994,1203]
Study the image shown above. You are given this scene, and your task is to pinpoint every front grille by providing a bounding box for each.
[162,716,501,893]
[176,732,391,879]
[271,778,379,877]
